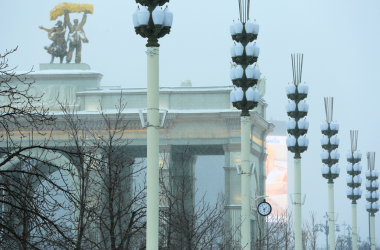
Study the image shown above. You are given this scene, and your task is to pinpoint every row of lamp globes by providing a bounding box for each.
[320,121,341,178]
[132,5,173,29]
[230,86,260,103]
[365,169,380,212]
[346,151,363,201]
[230,19,259,36]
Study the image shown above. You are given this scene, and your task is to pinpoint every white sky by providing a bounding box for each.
[2,0,380,246]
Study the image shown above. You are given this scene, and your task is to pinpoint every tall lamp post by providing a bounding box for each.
[132,2,173,249]
[229,0,260,248]
[365,152,379,250]
[345,130,363,250]
[320,97,341,250]
[285,53,310,250]
[315,212,340,250]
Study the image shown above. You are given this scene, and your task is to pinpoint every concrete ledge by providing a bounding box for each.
[40,63,91,71]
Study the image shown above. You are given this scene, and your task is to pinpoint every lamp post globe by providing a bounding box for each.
[132,1,173,249]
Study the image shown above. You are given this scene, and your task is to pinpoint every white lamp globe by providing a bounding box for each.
[152,6,164,25]
[234,19,243,34]
[297,119,305,129]
[253,43,260,57]
[289,118,296,129]
[163,6,173,27]
[346,152,352,160]
[235,42,244,56]
[246,87,254,101]
[366,202,371,210]
[303,101,309,112]
[346,163,352,171]
[346,176,352,183]
[347,188,353,195]
[289,135,296,146]
[229,21,236,35]
[288,84,296,94]
[288,100,296,111]
[133,7,140,27]
[304,136,309,146]
[252,19,259,34]
[230,66,236,80]
[230,43,236,58]
[298,136,305,146]
[245,65,254,79]
[303,82,309,94]
[253,88,260,102]
[137,6,150,26]
[298,102,305,112]
[321,121,328,131]
[354,176,359,183]
[245,42,254,56]
[298,83,305,94]
[230,89,236,103]
[235,87,244,101]
[245,19,254,33]
[253,65,260,79]
[235,65,244,79]
[304,118,309,129]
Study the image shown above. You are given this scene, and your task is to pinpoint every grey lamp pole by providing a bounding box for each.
[345,130,363,250]
[285,53,310,250]
[320,97,341,250]
[365,152,379,250]
[315,213,340,250]
[132,2,173,249]
[229,1,260,248]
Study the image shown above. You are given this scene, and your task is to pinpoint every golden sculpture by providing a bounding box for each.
[39,2,93,64]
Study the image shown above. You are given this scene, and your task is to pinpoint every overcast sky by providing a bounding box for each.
[2,0,380,246]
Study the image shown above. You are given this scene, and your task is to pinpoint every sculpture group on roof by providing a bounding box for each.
[39,2,93,64]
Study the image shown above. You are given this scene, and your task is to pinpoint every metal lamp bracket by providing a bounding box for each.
[138,109,168,128]
[146,48,159,56]
[235,161,255,175]
[289,193,307,205]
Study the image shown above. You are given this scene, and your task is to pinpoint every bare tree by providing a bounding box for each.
[302,211,319,250]
[0,47,80,249]
[158,145,238,250]
[253,209,295,250]
[0,49,147,249]
[55,97,147,250]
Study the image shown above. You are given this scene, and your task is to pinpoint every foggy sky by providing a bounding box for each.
[2,0,380,246]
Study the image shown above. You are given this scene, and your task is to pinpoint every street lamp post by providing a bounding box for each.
[345,130,363,250]
[229,1,260,248]
[320,97,341,250]
[365,152,379,250]
[315,213,340,250]
[132,2,173,249]
[285,53,310,250]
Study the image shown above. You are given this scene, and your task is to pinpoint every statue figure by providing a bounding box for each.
[39,20,67,64]
[64,9,90,63]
